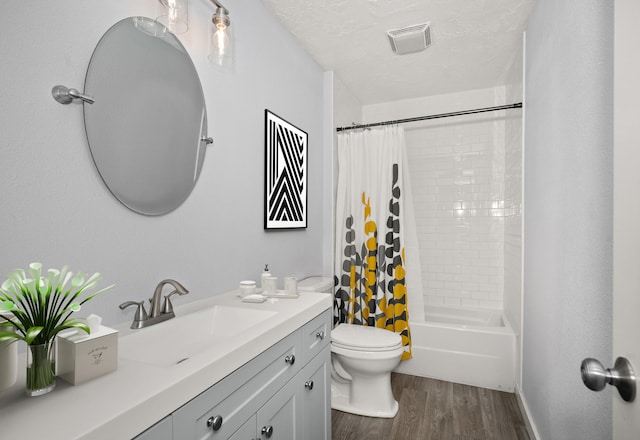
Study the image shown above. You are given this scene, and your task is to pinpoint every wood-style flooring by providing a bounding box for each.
[331,373,530,440]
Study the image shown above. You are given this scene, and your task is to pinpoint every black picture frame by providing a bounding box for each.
[264,110,308,229]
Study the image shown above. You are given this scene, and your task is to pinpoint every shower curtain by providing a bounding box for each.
[334,125,418,361]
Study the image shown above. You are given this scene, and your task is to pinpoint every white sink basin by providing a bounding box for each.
[119,305,276,367]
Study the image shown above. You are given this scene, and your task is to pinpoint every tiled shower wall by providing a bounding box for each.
[502,46,524,388]
[502,53,524,329]
[363,86,523,313]
[405,112,505,309]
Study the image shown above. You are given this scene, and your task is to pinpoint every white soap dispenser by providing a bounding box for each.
[261,264,271,290]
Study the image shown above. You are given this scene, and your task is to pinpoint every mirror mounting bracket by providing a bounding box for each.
[52,85,95,105]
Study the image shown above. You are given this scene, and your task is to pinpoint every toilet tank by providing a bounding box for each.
[298,276,333,294]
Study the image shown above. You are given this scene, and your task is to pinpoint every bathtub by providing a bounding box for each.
[394,305,516,392]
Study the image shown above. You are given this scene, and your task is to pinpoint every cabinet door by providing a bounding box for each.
[228,414,256,440]
[301,345,331,440]
[256,372,303,440]
[133,415,173,440]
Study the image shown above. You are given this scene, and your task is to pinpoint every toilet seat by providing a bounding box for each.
[331,324,402,352]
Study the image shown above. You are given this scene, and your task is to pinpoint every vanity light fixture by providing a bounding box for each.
[208,0,234,68]
[157,0,189,34]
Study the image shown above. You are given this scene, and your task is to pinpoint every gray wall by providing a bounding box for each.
[523,0,613,438]
[0,0,328,326]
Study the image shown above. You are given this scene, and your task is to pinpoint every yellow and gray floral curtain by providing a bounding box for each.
[334,125,415,360]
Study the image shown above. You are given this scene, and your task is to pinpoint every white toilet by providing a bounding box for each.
[330,324,404,417]
[298,277,404,418]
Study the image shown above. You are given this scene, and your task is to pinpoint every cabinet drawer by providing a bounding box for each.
[301,309,331,364]
[228,414,255,440]
[173,329,302,439]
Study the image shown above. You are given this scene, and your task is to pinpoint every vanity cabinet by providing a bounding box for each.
[252,345,330,440]
[134,415,173,440]
[172,309,331,440]
[0,291,333,440]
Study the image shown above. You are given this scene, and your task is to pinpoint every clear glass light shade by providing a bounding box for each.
[157,0,189,34]
[208,23,234,69]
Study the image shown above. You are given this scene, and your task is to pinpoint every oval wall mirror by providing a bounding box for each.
[83,17,208,216]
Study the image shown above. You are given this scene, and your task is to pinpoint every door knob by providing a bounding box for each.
[261,425,274,438]
[581,356,636,402]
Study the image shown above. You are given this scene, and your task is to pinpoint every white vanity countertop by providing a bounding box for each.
[0,290,332,439]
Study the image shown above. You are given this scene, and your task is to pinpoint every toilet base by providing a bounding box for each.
[331,380,399,418]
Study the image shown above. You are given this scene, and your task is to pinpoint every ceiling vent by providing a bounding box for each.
[387,23,431,55]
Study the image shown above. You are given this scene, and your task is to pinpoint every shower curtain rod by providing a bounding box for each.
[336,102,523,132]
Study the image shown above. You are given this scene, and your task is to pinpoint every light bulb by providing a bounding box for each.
[156,0,188,34]
[209,17,233,68]
[168,2,177,23]
[215,28,228,55]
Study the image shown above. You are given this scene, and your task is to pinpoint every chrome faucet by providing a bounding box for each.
[119,279,189,329]
[150,279,189,317]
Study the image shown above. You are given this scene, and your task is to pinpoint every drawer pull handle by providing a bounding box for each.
[261,425,274,438]
[316,331,325,340]
[285,354,295,365]
[206,415,223,431]
[305,380,314,390]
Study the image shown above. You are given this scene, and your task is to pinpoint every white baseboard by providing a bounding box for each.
[515,386,541,440]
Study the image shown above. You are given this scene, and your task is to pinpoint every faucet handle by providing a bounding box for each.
[162,289,188,314]
[162,295,174,315]
[119,301,149,323]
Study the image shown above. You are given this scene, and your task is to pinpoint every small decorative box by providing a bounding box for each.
[57,325,118,385]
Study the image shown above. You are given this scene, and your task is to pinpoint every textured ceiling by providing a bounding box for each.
[261,0,536,105]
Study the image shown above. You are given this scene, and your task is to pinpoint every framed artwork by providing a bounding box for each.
[264,110,307,229]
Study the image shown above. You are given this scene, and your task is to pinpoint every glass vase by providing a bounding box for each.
[26,341,56,396]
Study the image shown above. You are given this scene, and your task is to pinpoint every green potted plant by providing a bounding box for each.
[0,263,113,396]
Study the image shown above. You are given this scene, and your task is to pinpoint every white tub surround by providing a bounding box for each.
[0,291,332,440]
[394,305,516,392]
[424,304,505,327]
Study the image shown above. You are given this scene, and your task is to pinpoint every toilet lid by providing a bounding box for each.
[331,324,402,351]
